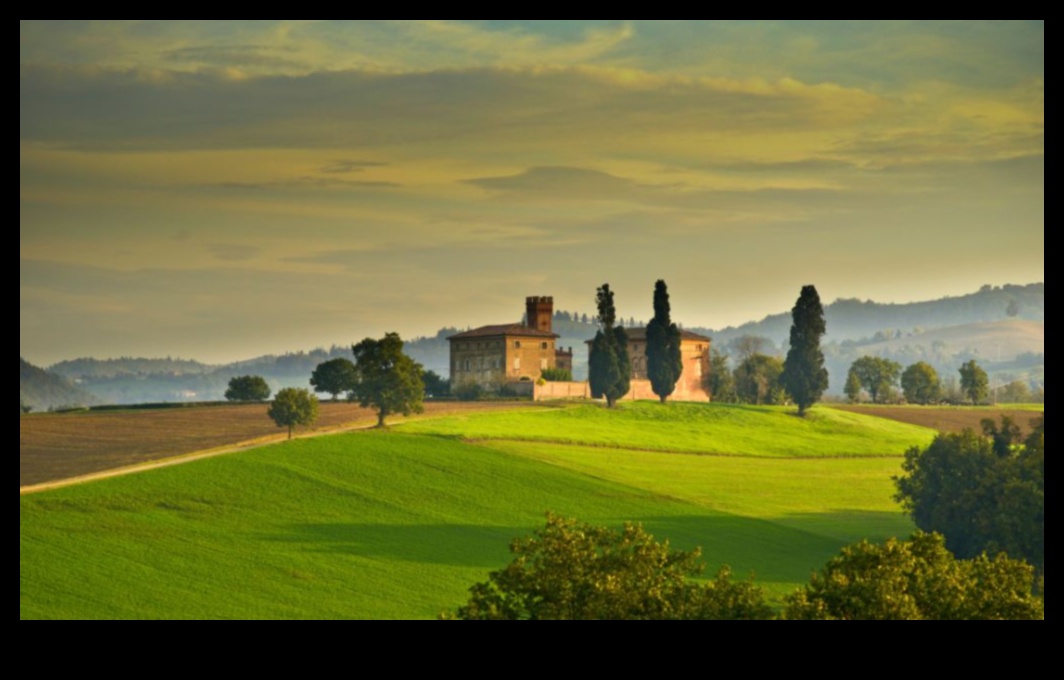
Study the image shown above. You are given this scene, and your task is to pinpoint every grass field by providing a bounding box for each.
[401,402,934,458]
[833,405,1044,434]
[19,401,540,487]
[21,402,942,619]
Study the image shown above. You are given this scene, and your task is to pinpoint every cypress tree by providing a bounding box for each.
[780,285,829,417]
[589,284,631,408]
[646,280,684,404]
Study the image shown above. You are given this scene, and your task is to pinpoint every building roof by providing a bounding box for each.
[448,324,560,341]
[584,327,713,345]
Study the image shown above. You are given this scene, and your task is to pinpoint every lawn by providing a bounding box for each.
[401,402,935,458]
[21,402,938,619]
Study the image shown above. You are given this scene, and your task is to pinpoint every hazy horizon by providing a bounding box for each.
[21,21,1044,366]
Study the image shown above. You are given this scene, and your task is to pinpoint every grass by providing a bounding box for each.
[21,402,940,620]
[19,401,542,487]
[400,402,935,458]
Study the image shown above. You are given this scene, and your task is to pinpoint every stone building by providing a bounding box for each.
[449,297,569,390]
[624,328,712,402]
[584,327,712,402]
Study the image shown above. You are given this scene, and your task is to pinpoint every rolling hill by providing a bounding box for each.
[21,402,935,619]
[19,358,97,411]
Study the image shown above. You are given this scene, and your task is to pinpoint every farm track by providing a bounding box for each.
[832,406,1043,434]
[20,401,548,491]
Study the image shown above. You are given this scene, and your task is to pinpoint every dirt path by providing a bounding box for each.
[19,421,379,496]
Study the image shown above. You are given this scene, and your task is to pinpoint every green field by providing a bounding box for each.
[20,403,938,620]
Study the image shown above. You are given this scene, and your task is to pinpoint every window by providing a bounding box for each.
[541,359,549,370]
[514,357,522,371]
[515,341,522,349]
[541,342,549,350]
[464,359,471,372]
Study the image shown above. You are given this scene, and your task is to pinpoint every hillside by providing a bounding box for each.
[19,359,97,411]
[855,319,1044,361]
[696,282,1044,349]
[20,402,933,619]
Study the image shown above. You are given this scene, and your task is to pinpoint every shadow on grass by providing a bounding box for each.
[267,510,910,581]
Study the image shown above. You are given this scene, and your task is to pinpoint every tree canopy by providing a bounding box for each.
[734,354,785,406]
[310,358,358,402]
[350,333,425,428]
[444,514,772,621]
[267,388,319,440]
[901,362,942,405]
[225,376,272,403]
[588,285,631,409]
[895,417,1043,574]
[785,533,1043,621]
[959,360,990,405]
[707,351,736,403]
[780,285,829,416]
[646,280,684,404]
[847,357,902,404]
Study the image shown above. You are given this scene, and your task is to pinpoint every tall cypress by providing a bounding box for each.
[781,285,829,417]
[589,284,631,408]
[646,280,684,404]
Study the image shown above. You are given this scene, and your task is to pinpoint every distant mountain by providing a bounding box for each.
[20,358,98,411]
[694,283,1044,350]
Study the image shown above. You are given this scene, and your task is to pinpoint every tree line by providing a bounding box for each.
[224,333,428,438]
[443,514,1043,621]
[592,282,829,416]
[843,357,1004,405]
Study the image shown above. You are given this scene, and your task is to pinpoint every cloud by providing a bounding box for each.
[467,167,643,200]
[206,243,261,262]
[19,64,884,154]
[205,177,401,191]
[320,160,389,174]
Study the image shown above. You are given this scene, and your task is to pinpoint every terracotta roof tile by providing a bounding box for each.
[448,324,560,341]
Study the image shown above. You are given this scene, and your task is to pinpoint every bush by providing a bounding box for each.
[540,368,574,383]
[453,381,485,402]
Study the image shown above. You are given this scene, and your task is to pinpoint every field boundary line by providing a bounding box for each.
[19,422,376,497]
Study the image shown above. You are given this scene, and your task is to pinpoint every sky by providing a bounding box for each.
[20,20,1044,365]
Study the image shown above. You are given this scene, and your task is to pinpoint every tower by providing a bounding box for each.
[526,296,554,334]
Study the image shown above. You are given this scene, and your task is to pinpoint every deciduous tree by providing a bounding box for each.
[959,360,990,405]
[707,351,736,403]
[785,533,1043,621]
[780,285,829,417]
[225,376,272,403]
[310,358,358,402]
[734,354,785,406]
[646,280,684,404]
[350,333,425,428]
[847,357,902,404]
[901,362,942,405]
[444,514,772,621]
[588,285,631,409]
[268,388,319,440]
[895,419,1043,574]
[422,370,450,398]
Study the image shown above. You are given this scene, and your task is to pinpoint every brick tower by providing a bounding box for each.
[526,296,554,334]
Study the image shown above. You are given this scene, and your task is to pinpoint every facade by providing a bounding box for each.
[449,297,561,389]
[586,327,713,402]
[624,328,712,401]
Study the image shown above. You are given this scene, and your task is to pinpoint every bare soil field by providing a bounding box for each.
[833,405,1043,435]
[20,401,539,487]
